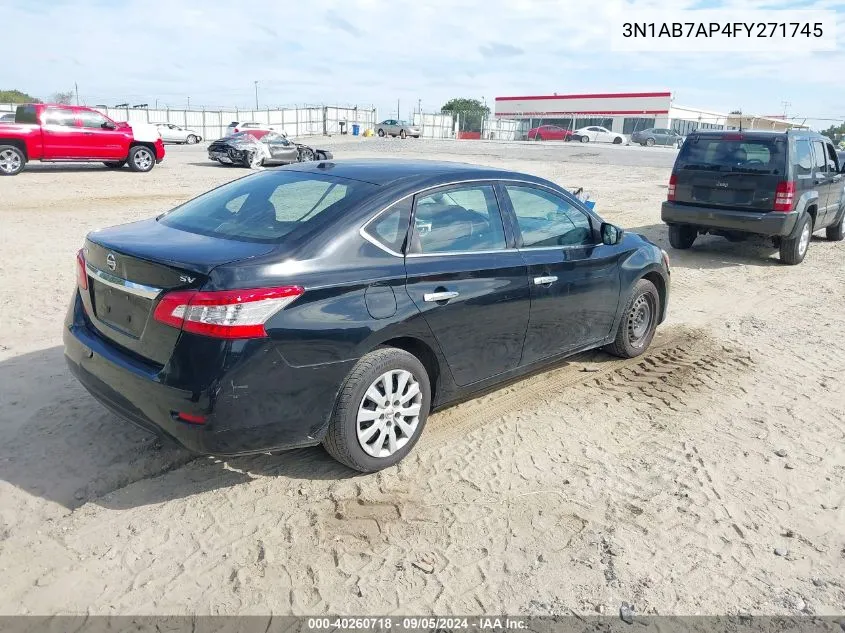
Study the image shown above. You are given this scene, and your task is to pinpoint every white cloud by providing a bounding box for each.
[2,0,844,127]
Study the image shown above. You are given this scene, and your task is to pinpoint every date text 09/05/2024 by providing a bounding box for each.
[622,22,824,38]
[306,618,528,630]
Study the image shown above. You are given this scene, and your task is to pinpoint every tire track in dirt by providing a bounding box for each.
[419,325,753,452]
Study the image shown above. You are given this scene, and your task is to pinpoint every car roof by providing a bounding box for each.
[688,129,825,140]
[282,158,537,187]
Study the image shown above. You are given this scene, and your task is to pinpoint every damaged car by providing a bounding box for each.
[208,130,332,169]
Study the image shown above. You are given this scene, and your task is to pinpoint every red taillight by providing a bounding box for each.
[722,133,744,141]
[174,412,207,425]
[76,249,88,290]
[153,286,304,339]
[774,181,796,212]
[667,174,677,201]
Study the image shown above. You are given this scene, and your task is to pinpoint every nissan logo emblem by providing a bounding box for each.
[106,253,116,271]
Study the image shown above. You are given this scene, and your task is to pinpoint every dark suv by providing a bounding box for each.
[662,130,845,264]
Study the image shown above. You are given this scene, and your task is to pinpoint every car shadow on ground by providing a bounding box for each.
[626,223,786,269]
[18,164,133,174]
[0,346,358,513]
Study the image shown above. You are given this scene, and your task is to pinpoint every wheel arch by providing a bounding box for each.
[0,138,28,160]
[129,140,156,155]
[376,336,441,408]
[641,270,668,323]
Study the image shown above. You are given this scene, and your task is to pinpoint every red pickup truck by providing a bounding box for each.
[0,104,165,176]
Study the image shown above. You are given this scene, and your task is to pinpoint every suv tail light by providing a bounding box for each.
[76,249,88,290]
[153,286,304,339]
[667,174,677,201]
[774,181,796,212]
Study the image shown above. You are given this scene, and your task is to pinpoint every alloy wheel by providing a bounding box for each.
[133,149,153,171]
[356,369,422,458]
[798,221,811,257]
[0,149,22,174]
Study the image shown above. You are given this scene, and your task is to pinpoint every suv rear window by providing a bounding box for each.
[676,136,787,175]
[158,171,377,243]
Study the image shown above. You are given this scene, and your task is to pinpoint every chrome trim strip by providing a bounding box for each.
[358,177,589,258]
[406,249,514,258]
[423,291,460,302]
[85,263,163,300]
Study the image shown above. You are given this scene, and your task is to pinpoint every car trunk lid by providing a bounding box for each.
[672,134,788,211]
[80,219,275,365]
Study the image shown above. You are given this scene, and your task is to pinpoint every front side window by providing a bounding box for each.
[505,185,593,248]
[159,171,377,243]
[78,111,110,129]
[410,185,507,254]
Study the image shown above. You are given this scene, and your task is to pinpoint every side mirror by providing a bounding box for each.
[601,222,624,245]
[101,121,116,130]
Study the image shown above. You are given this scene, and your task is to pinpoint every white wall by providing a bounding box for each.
[412,112,455,139]
[494,92,672,117]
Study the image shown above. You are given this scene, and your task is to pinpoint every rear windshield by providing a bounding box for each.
[676,136,787,175]
[15,105,38,124]
[158,170,378,243]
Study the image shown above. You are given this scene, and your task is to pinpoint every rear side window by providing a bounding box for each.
[812,141,828,172]
[159,171,377,243]
[364,198,412,253]
[676,137,787,175]
[794,140,814,177]
[15,105,38,124]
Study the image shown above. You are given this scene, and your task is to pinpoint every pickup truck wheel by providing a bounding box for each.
[668,224,696,249]
[605,278,660,359]
[103,161,126,169]
[826,210,844,241]
[0,145,25,176]
[780,214,812,264]
[127,145,155,172]
[323,348,431,472]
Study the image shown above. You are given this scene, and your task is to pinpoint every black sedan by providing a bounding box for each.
[207,130,332,168]
[64,160,670,472]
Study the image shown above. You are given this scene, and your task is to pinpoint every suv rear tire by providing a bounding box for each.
[668,224,696,249]
[780,214,812,265]
[826,210,844,241]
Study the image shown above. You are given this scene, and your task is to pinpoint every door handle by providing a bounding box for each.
[83,132,95,135]
[533,276,558,285]
[423,291,459,302]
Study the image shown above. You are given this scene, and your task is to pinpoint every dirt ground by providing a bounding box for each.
[0,139,843,616]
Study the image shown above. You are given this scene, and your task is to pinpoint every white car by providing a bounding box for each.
[572,126,625,144]
[155,123,202,144]
[225,121,283,136]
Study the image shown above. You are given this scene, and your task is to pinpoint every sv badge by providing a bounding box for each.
[179,275,196,284]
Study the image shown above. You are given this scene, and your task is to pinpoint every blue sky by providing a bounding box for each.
[3,0,844,129]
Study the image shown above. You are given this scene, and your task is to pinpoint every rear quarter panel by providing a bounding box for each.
[0,123,45,159]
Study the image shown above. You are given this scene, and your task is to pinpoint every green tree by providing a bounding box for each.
[0,89,40,103]
[441,97,490,132]
[50,91,75,105]
[820,121,845,141]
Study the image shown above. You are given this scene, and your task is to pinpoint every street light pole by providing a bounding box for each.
[254,81,259,110]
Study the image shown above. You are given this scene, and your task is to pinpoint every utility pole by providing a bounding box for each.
[74,82,79,105]
[418,99,421,115]
[254,81,259,110]
[187,96,190,109]
[782,100,791,119]
[397,98,400,119]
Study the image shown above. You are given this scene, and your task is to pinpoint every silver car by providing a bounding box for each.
[376,119,420,139]
[155,123,202,144]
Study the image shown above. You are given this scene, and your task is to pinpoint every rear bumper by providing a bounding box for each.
[63,292,354,456]
[661,201,799,237]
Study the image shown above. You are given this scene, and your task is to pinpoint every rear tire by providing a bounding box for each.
[127,145,155,172]
[826,210,844,241]
[668,224,696,249]
[400,129,407,139]
[377,129,385,137]
[323,348,431,472]
[0,145,25,176]
[605,279,660,359]
[580,135,589,143]
[780,214,812,265]
[103,161,126,169]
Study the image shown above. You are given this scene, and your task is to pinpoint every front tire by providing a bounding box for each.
[298,147,316,162]
[668,224,697,249]
[186,135,198,144]
[323,348,431,472]
[613,136,623,144]
[127,145,155,172]
[780,214,812,264]
[645,138,655,147]
[0,145,26,176]
[826,210,844,241]
[606,279,660,359]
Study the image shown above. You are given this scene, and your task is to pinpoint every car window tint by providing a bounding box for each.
[44,108,77,126]
[15,105,38,124]
[506,185,593,248]
[825,143,838,171]
[365,198,412,253]
[795,140,813,177]
[812,141,828,172]
[159,171,377,243]
[677,138,786,174]
[78,111,110,129]
[411,185,507,254]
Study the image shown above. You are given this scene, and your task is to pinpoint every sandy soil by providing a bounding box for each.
[0,139,843,616]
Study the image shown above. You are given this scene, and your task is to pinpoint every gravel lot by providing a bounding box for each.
[0,139,843,616]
